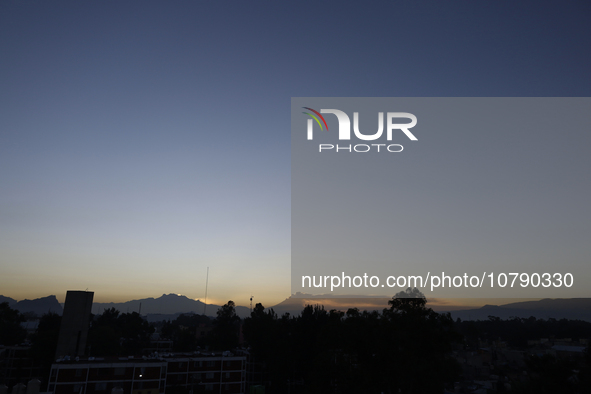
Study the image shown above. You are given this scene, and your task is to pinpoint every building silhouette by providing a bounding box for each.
[55,291,94,359]
[47,353,247,394]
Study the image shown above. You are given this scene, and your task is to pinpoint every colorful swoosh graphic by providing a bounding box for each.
[302,107,329,131]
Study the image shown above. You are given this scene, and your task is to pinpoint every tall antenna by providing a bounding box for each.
[250,296,254,312]
[203,267,209,315]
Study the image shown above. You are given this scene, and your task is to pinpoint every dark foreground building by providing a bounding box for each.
[47,353,247,394]
[55,291,94,359]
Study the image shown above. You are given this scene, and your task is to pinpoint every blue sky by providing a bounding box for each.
[1,1,590,305]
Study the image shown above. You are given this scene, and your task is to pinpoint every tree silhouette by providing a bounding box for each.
[242,295,461,393]
[382,291,461,393]
[29,312,62,382]
[0,302,26,345]
[87,308,154,356]
[158,313,211,351]
[210,301,240,349]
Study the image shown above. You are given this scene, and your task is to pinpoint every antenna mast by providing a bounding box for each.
[203,267,209,315]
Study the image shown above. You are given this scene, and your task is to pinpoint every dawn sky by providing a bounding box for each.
[1,1,590,306]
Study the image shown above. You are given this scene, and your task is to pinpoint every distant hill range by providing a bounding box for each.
[0,295,62,316]
[268,295,390,317]
[0,295,16,306]
[91,294,252,319]
[269,296,591,322]
[3,293,591,322]
[447,298,591,322]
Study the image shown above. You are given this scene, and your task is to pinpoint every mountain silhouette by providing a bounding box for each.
[4,293,591,321]
[448,298,591,321]
[268,295,591,321]
[0,295,63,316]
[0,295,17,307]
[91,293,252,318]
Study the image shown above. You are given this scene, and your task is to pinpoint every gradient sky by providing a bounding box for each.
[1,1,590,306]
